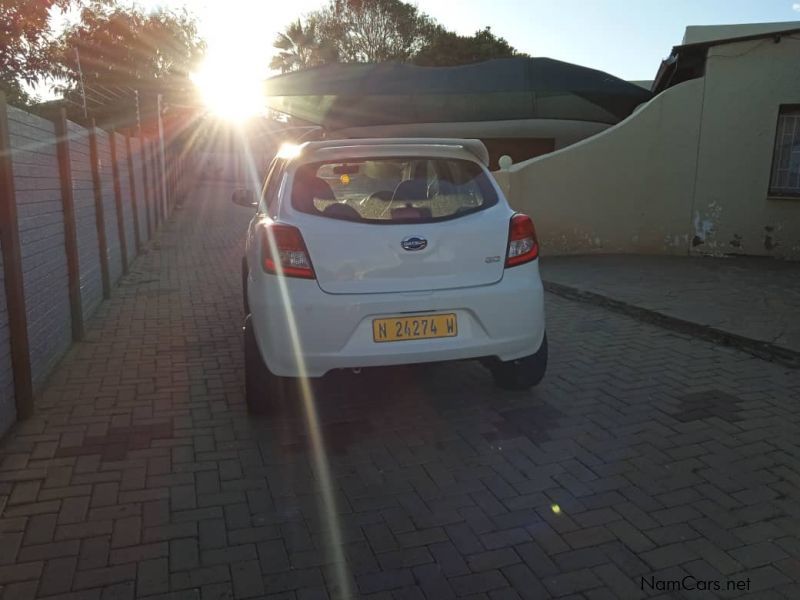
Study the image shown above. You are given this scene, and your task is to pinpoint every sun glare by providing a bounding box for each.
[192,57,265,122]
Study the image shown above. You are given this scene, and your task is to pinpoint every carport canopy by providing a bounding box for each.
[263,57,653,131]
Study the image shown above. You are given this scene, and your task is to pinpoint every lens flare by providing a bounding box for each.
[238,132,352,598]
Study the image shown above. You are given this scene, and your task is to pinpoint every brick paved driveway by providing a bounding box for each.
[0,182,799,599]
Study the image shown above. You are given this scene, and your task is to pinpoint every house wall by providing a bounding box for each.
[499,33,800,258]
[690,35,800,257]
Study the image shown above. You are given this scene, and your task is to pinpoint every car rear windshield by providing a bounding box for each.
[290,157,498,223]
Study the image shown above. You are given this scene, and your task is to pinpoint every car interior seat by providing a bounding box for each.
[292,175,336,214]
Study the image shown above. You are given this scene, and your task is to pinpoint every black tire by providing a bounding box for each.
[491,333,548,390]
[242,258,250,315]
[244,314,300,415]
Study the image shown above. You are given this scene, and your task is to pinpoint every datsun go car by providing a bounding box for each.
[234,138,547,414]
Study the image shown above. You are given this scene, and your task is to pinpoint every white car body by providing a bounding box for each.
[243,138,545,378]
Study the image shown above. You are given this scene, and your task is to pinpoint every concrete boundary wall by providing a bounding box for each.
[96,131,123,284]
[116,133,137,262]
[67,120,104,322]
[7,107,73,387]
[0,216,12,434]
[130,137,150,244]
[495,78,705,255]
[0,93,192,437]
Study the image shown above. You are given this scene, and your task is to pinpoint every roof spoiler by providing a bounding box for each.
[301,138,490,166]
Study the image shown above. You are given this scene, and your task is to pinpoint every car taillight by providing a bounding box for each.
[261,224,315,279]
[505,213,539,267]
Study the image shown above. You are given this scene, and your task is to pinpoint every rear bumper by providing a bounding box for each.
[248,260,546,377]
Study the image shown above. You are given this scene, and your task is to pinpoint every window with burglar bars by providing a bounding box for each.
[769,105,800,197]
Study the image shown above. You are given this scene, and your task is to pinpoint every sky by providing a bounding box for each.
[131,0,800,81]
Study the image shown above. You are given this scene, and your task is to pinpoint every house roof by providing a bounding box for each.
[681,21,800,45]
[264,57,652,131]
[652,22,800,94]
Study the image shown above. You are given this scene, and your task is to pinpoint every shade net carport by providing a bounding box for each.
[263,57,653,131]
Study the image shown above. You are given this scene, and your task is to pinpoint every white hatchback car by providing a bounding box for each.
[235,138,546,413]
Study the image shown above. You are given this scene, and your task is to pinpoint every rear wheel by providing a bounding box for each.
[243,315,296,415]
[490,333,548,390]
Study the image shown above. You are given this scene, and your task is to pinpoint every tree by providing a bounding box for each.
[316,0,434,63]
[270,18,337,74]
[413,27,522,67]
[270,0,524,73]
[55,1,205,120]
[0,0,77,106]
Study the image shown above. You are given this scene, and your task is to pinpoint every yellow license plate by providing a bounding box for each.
[372,313,458,343]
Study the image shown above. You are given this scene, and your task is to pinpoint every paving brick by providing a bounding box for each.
[9,480,41,505]
[429,541,470,577]
[553,547,609,571]
[202,543,257,566]
[200,581,234,600]
[0,560,43,584]
[357,569,415,594]
[110,541,169,565]
[641,542,697,570]
[110,516,141,548]
[480,528,531,550]
[515,541,559,578]
[377,546,433,571]
[38,555,77,596]
[729,542,789,569]
[55,519,113,541]
[258,540,290,574]
[170,564,231,590]
[91,482,120,507]
[500,564,550,600]
[562,526,616,550]
[542,568,602,596]
[199,519,227,550]
[78,534,110,570]
[3,499,60,517]
[18,538,79,563]
[467,549,521,572]
[445,523,484,555]
[58,496,90,524]
[99,581,135,599]
[136,557,170,596]
[143,521,197,543]
[0,531,23,565]
[171,537,200,571]
[171,484,198,511]
[0,580,38,600]
[449,570,509,596]
[231,559,265,599]
[413,563,455,599]
[73,563,136,590]
[396,527,449,548]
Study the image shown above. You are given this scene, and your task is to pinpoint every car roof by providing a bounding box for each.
[293,138,490,167]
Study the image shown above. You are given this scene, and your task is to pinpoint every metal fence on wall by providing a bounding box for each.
[0,92,194,437]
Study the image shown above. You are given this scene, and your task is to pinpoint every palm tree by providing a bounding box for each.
[270,18,337,73]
